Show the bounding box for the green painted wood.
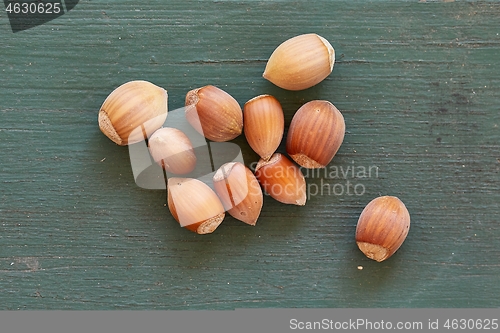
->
[1,0,499,309]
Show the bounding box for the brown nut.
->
[213,162,263,226]
[185,85,243,142]
[263,33,335,91]
[255,153,306,206]
[148,127,196,175]
[243,95,285,161]
[355,196,411,262]
[167,177,225,234]
[286,100,345,169]
[98,80,168,146]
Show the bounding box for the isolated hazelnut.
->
[98,80,168,146]
[167,177,225,234]
[255,153,307,206]
[263,33,335,91]
[213,162,263,226]
[243,95,285,161]
[185,85,243,142]
[286,100,345,168]
[148,127,196,175]
[355,196,411,262]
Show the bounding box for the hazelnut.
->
[148,127,196,175]
[255,153,307,206]
[263,33,335,91]
[98,80,168,146]
[185,85,243,142]
[213,162,263,226]
[355,196,411,262]
[286,100,345,168]
[167,177,225,234]
[243,95,285,161]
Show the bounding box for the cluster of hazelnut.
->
[98,33,410,262]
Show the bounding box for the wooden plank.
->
[1,0,499,309]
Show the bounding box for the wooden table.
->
[1,0,499,309]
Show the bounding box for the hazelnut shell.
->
[167,177,225,234]
[98,80,168,146]
[213,162,263,226]
[355,196,411,262]
[255,153,307,206]
[185,85,243,142]
[148,127,196,175]
[243,95,285,161]
[263,33,335,91]
[286,100,345,168]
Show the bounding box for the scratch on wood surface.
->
[0,128,50,133]
[179,59,267,65]
[13,257,41,272]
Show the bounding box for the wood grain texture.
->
[1,0,499,309]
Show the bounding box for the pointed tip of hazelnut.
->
[246,219,257,226]
[260,154,273,162]
[357,242,389,262]
[255,152,279,171]
[295,194,307,206]
[233,208,258,226]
